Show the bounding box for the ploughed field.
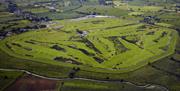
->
[5,74,59,91]
[0,17,178,72]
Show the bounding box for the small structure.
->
[105,0,113,5]
[6,31,13,36]
[0,36,4,40]
[80,31,88,37]
[63,1,71,7]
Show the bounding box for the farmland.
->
[0,70,23,91]
[0,0,180,91]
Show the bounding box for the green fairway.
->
[0,17,177,73]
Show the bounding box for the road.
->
[0,68,169,91]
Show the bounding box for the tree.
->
[99,0,106,5]
[8,3,18,13]
[68,67,81,78]
[106,77,110,80]
[4,76,8,79]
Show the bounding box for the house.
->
[6,31,13,36]
[64,1,71,7]
[14,9,22,16]
[99,0,114,6]
[99,0,106,5]
[0,36,4,40]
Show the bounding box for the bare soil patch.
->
[5,74,58,91]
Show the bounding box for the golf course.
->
[0,0,180,91]
[0,16,178,73]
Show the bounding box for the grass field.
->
[60,79,162,91]
[75,5,130,17]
